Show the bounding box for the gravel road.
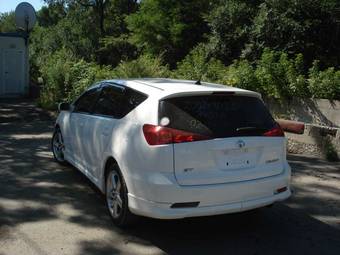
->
[1,99,340,255]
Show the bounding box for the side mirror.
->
[58,102,70,112]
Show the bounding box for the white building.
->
[0,33,29,97]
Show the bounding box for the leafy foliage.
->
[1,0,340,105]
[113,54,169,78]
[126,0,211,67]
[174,44,227,83]
[96,35,137,66]
[245,0,340,67]
[225,60,259,92]
[39,49,114,108]
[308,61,340,99]
[254,49,307,99]
[206,0,257,65]
[224,49,339,100]
[0,12,16,32]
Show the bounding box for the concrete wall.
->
[266,98,340,128]
[286,125,339,160]
[266,98,340,160]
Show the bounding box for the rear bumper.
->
[128,189,290,219]
[127,165,291,219]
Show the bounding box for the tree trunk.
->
[98,0,105,36]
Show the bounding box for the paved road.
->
[1,99,340,255]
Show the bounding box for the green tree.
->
[113,54,169,78]
[0,12,16,32]
[43,0,109,35]
[174,44,227,83]
[246,0,340,67]
[308,61,340,99]
[126,0,211,67]
[39,0,139,66]
[206,0,258,65]
[96,0,139,66]
[38,2,66,27]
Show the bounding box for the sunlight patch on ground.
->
[2,133,52,139]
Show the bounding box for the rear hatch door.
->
[159,93,285,186]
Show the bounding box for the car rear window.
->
[159,95,276,138]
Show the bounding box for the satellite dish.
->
[15,2,36,32]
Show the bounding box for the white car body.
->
[55,78,291,219]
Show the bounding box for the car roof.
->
[100,78,261,99]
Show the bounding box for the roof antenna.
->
[195,79,201,85]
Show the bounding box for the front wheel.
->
[52,128,66,164]
[105,165,136,227]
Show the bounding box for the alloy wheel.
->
[52,130,65,162]
[106,170,123,219]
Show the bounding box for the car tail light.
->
[263,124,285,137]
[143,124,211,145]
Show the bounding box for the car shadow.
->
[1,99,340,255]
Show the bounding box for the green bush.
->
[113,54,170,78]
[39,53,169,109]
[173,44,227,83]
[96,35,137,67]
[324,140,339,162]
[308,61,340,100]
[39,49,114,109]
[64,60,114,102]
[39,49,72,109]
[255,49,308,99]
[38,47,340,110]
[225,59,259,92]
[223,49,309,99]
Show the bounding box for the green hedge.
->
[39,52,170,109]
[39,49,114,109]
[308,61,340,100]
[228,51,339,100]
[39,48,340,109]
[173,44,227,83]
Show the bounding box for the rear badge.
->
[237,140,246,148]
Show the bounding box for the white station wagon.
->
[52,78,291,226]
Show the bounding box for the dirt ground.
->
[0,99,340,255]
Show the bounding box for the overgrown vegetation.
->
[1,0,340,108]
[324,137,339,162]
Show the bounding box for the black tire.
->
[105,163,137,227]
[51,128,67,165]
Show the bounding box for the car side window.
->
[93,85,147,119]
[73,88,100,113]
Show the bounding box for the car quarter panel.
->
[98,97,175,195]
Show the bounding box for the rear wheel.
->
[105,164,136,227]
[52,128,66,164]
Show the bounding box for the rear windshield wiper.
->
[236,126,268,132]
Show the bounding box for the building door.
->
[2,50,24,95]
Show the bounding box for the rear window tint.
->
[73,88,100,113]
[93,85,147,119]
[159,95,276,138]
